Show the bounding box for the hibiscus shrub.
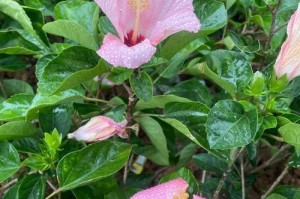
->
[1,0,300,198]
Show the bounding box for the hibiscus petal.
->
[130,178,189,199]
[275,3,300,80]
[98,33,156,68]
[193,195,206,199]
[94,0,135,41]
[140,0,201,45]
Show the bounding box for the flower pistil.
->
[128,0,149,45]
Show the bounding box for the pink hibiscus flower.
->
[67,116,127,142]
[130,178,206,199]
[95,0,201,68]
[275,3,300,80]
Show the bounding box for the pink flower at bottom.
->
[67,116,127,142]
[193,195,206,199]
[95,0,201,68]
[130,178,206,199]
[275,3,300,80]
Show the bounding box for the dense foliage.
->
[1,0,300,198]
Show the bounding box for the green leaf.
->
[0,31,41,55]
[0,121,36,140]
[98,16,117,36]
[206,100,257,149]
[37,46,102,95]
[194,62,236,96]
[137,146,169,166]
[17,174,47,199]
[0,0,35,34]
[0,55,27,72]
[158,117,226,161]
[43,20,98,50]
[0,141,20,183]
[3,174,46,199]
[194,0,228,35]
[129,72,153,102]
[1,79,34,97]
[161,32,202,59]
[271,185,300,199]
[23,0,54,16]
[0,94,34,121]
[35,54,57,81]
[107,67,133,84]
[255,115,277,140]
[0,0,48,52]
[177,143,197,169]
[206,50,253,94]
[24,7,50,47]
[26,89,84,120]
[193,153,227,174]
[160,168,199,195]
[161,38,206,78]
[54,0,99,41]
[135,95,191,111]
[57,141,132,191]
[39,105,73,137]
[279,123,300,149]
[282,76,300,98]
[164,102,210,126]
[265,194,287,199]
[167,78,212,106]
[135,116,169,165]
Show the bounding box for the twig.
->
[201,170,206,184]
[250,145,290,174]
[213,148,243,199]
[123,83,137,126]
[47,180,61,199]
[45,188,62,199]
[264,0,281,50]
[200,170,207,197]
[240,156,245,199]
[261,165,289,199]
[123,154,134,185]
[271,21,288,34]
[260,0,281,69]
[0,178,18,193]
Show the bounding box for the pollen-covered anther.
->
[128,0,149,10]
[173,190,189,199]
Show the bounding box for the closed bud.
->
[249,71,265,95]
[68,116,127,142]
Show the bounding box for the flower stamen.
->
[173,190,189,199]
[128,0,149,44]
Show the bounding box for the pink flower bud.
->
[275,3,300,80]
[67,116,127,142]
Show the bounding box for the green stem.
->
[83,97,115,106]
[264,133,284,142]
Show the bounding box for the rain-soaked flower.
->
[67,116,127,142]
[275,3,300,80]
[95,0,201,68]
[130,178,205,199]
